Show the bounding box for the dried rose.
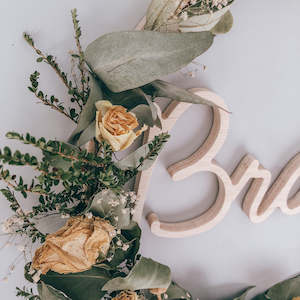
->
[112,291,139,300]
[95,101,146,151]
[32,216,115,274]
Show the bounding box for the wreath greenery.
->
[1,1,300,300]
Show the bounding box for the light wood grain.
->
[134,88,300,238]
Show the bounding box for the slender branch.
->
[0,189,46,242]
[24,33,70,90]
[33,89,76,123]
[71,8,87,95]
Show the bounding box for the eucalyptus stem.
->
[71,8,87,97]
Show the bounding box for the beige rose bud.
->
[112,291,139,300]
[32,216,115,274]
[95,101,146,152]
[292,298,300,300]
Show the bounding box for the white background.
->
[0,0,300,299]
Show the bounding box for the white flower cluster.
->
[212,0,228,9]
[1,215,24,234]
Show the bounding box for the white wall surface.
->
[0,0,300,299]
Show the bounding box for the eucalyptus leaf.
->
[68,75,103,144]
[145,0,181,31]
[106,222,141,268]
[115,137,163,171]
[43,142,79,171]
[102,257,171,292]
[88,189,130,229]
[76,121,96,147]
[131,104,155,127]
[103,86,148,110]
[85,31,214,92]
[265,275,300,300]
[143,80,221,109]
[179,5,231,32]
[211,11,233,35]
[233,286,255,300]
[166,281,192,300]
[41,267,113,300]
[38,282,71,300]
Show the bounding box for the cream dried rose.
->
[112,291,139,300]
[32,216,115,274]
[95,101,146,151]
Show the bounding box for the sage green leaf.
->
[145,0,181,31]
[143,281,192,300]
[106,222,141,268]
[68,75,103,144]
[41,267,112,300]
[103,86,148,110]
[179,5,230,32]
[43,142,79,171]
[211,11,233,35]
[166,281,192,300]
[131,104,155,127]
[88,189,130,229]
[102,257,171,292]
[85,31,214,92]
[115,134,167,171]
[76,121,96,147]
[233,286,255,300]
[38,282,70,300]
[265,275,300,300]
[143,80,220,108]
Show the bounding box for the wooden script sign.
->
[134,88,300,238]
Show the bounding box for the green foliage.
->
[142,80,220,108]
[16,286,40,300]
[68,75,103,145]
[24,19,90,122]
[145,0,180,31]
[233,287,254,300]
[253,275,300,300]
[116,133,170,171]
[87,189,132,229]
[28,71,78,123]
[38,283,70,300]
[41,267,113,300]
[71,8,88,100]
[102,257,171,292]
[84,30,214,92]
[211,11,234,34]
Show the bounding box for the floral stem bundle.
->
[2,2,300,300]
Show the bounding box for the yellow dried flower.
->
[112,291,139,300]
[95,101,146,151]
[32,216,115,274]
[292,297,300,300]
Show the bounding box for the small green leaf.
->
[145,0,180,31]
[68,75,103,144]
[102,257,171,292]
[233,286,255,300]
[115,140,159,171]
[265,276,300,300]
[38,282,70,300]
[143,80,220,108]
[211,11,234,35]
[76,121,96,147]
[88,189,130,229]
[85,31,214,92]
[131,104,155,127]
[41,267,113,300]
